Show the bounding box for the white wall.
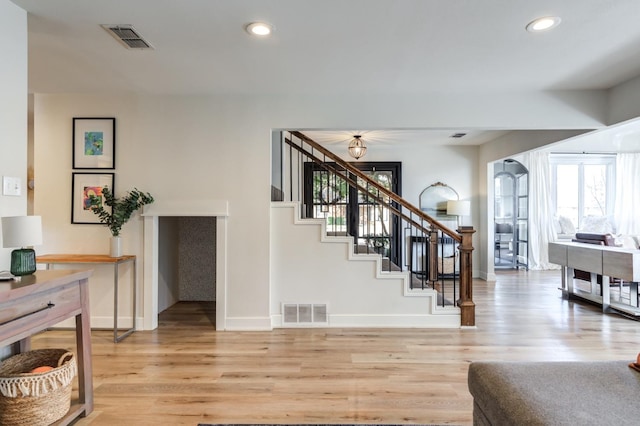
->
[158,217,179,312]
[33,95,140,328]
[0,1,27,270]
[271,203,459,327]
[33,91,611,329]
[609,74,640,125]
[0,0,27,358]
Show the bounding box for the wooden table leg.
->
[76,277,94,414]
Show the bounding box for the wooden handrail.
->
[290,131,461,242]
[285,138,431,235]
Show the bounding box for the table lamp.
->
[1,215,43,276]
[446,200,470,229]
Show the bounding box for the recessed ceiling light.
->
[246,22,274,36]
[526,16,561,32]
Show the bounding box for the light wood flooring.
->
[32,270,640,425]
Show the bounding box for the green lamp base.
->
[10,248,36,276]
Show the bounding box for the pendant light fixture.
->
[347,135,367,160]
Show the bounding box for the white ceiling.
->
[11,0,640,148]
[302,129,512,148]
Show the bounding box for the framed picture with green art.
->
[72,117,116,169]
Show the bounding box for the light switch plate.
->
[2,176,22,196]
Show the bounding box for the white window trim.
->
[549,154,616,228]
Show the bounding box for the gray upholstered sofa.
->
[468,361,640,425]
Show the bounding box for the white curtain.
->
[614,153,640,235]
[526,151,560,270]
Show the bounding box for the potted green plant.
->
[89,187,154,257]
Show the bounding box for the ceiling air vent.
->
[449,132,467,138]
[101,24,154,50]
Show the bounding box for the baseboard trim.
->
[481,271,497,281]
[224,316,273,331]
[273,313,461,328]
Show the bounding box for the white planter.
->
[110,236,122,257]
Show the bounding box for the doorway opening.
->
[157,216,216,327]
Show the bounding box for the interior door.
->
[494,158,529,270]
[494,171,516,268]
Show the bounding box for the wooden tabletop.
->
[36,254,136,264]
[0,269,93,299]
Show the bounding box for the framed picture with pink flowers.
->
[71,172,115,224]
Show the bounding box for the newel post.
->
[457,226,476,327]
[428,230,439,289]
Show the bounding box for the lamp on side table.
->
[1,215,43,276]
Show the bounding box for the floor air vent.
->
[101,24,154,50]
[282,303,328,326]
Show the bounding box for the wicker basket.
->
[0,349,77,426]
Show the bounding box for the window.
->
[550,154,616,229]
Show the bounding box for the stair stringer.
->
[271,202,460,328]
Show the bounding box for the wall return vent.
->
[101,24,154,50]
[282,303,328,327]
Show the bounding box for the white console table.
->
[549,242,640,316]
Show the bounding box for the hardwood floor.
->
[32,270,640,425]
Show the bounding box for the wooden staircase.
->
[271,131,476,327]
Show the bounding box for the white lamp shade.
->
[446,200,470,217]
[1,216,43,248]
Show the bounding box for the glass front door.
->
[304,162,402,266]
